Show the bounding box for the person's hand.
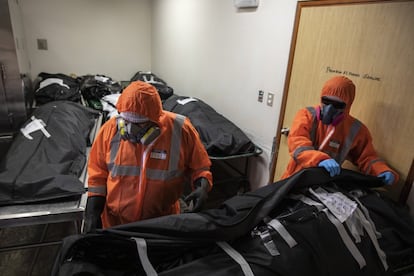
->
[318,159,341,177]
[83,216,98,234]
[82,196,105,234]
[184,178,209,212]
[377,171,395,186]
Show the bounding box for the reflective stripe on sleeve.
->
[364,158,385,175]
[216,241,255,276]
[293,146,315,162]
[87,186,107,195]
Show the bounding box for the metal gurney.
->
[0,104,102,253]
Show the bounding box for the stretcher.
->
[0,109,102,252]
[210,144,263,192]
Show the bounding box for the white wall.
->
[19,0,152,81]
[151,0,298,190]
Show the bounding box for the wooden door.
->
[270,0,414,201]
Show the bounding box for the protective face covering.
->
[320,104,343,125]
[118,118,160,145]
[320,76,354,116]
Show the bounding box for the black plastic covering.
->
[52,169,414,276]
[80,75,121,99]
[34,73,82,105]
[163,95,256,156]
[130,71,174,101]
[0,101,99,205]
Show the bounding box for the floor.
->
[0,222,79,276]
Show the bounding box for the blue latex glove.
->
[318,159,341,177]
[377,171,395,185]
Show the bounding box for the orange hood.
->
[320,76,355,114]
[116,81,163,123]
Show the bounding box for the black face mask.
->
[321,104,343,125]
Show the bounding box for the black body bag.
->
[0,101,99,205]
[52,169,414,276]
[163,95,256,156]
[130,71,174,101]
[34,72,82,105]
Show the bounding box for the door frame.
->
[269,0,414,202]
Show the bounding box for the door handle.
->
[281,127,290,136]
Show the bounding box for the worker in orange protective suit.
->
[83,81,213,232]
[281,75,399,185]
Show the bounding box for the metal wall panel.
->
[0,0,27,133]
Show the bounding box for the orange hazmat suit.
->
[281,76,399,184]
[87,81,212,228]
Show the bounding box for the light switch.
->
[267,93,274,107]
[258,90,264,102]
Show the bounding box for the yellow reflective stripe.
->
[336,119,362,164]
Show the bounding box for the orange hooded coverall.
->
[87,81,213,228]
[281,76,399,183]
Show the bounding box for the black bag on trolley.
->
[51,169,414,276]
[34,72,82,105]
[0,101,99,205]
[79,74,122,110]
[130,71,174,101]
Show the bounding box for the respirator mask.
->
[117,117,160,145]
[320,97,346,125]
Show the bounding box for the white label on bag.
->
[177,98,198,105]
[310,187,357,223]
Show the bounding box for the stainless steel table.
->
[0,113,102,252]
